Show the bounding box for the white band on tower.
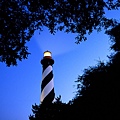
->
[41,78,54,102]
[42,65,52,80]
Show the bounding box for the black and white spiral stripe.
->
[41,65,55,103]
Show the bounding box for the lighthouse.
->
[40,51,55,104]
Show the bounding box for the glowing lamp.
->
[44,51,52,59]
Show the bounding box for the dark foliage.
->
[0,0,120,66]
[0,0,34,66]
[73,23,120,118]
[74,52,120,119]
[106,24,120,51]
[29,96,71,120]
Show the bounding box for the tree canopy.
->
[0,0,120,66]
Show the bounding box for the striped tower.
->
[40,51,55,104]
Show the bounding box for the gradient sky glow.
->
[0,9,119,120]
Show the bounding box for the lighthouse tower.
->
[40,51,55,104]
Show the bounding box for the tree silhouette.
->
[29,96,71,120]
[74,55,120,119]
[1,0,120,66]
[73,26,120,118]
[106,23,120,51]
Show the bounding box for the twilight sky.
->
[0,9,119,120]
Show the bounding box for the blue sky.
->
[0,9,119,120]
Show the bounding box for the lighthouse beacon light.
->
[44,51,52,58]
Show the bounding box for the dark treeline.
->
[1,0,120,66]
